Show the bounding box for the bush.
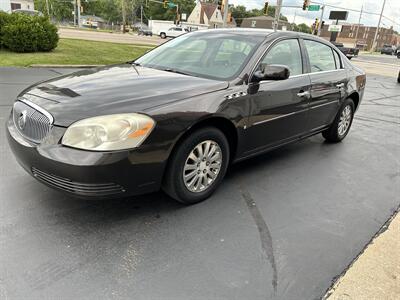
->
[2,14,59,52]
[0,11,12,47]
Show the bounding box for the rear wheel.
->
[162,127,229,204]
[160,32,166,39]
[322,99,355,143]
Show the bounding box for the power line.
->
[310,1,399,26]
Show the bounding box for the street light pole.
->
[274,0,283,31]
[354,5,363,48]
[371,0,386,52]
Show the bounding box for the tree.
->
[143,0,196,23]
[291,22,311,33]
[231,5,287,26]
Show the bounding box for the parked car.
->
[381,44,394,55]
[7,29,366,204]
[138,27,153,36]
[331,42,359,60]
[159,26,188,39]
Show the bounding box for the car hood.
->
[20,64,229,126]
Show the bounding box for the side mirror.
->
[252,64,290,83]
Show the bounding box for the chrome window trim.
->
[250,37,347,84]
[289,68,345,79]
[18,97,54,125]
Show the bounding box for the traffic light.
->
[163,0,168,8]
[217,0,223,11]
[302,0,309,11]
[263,2,268,15]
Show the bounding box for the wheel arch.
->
[169,116,239,164]
[347,92,360,111]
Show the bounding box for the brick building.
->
[319,23,399,50]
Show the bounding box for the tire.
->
[160,32,166,39]
[322,99,355,143]
[162,127,230,204]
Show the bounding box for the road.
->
[0,59,399,299]
[352,53,399,78]
[58,28,164,46]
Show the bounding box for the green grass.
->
[0,39,154,67]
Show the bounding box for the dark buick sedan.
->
[7,29,366,204]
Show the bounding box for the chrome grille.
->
[13,100,53,143]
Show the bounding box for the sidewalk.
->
[58,28,163,46]
[326,209,400,299]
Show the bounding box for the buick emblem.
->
[18,110,27,130]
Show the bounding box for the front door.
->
[244,38,311,154]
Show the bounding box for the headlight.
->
[62,113,155,151]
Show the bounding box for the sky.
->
[229,0,400,32]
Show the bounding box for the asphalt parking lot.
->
[0,61,399,299]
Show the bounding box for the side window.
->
[304,40,336,72]
[332,50,341,69]
[260,39,303,76]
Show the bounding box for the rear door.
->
[244,38,311,153]
[302,39,348,131]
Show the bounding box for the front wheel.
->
[162,127,230,204]
[322,99,355,143]
[160,32,166,39]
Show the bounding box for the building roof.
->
[199,2,218,24]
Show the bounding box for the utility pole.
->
[317,5,324,36]
[371,0,386,52]
[273,0,282,31]
[73,0,76,26]
[354,5,363,48]
[140,4,143,26]
[223,0,229,28]
[122,0,126,33]
[292,10,296,24]
[77,0,81,27]
[45,0,50,20]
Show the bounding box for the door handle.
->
[336,83,345,88]
[297,91,310,98]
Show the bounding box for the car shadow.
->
[36,135,337,225]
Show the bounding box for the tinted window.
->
[261,39,303,76]
[333,50,341,69]
[304,40,336,72]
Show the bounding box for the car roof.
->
[193,28,332,43]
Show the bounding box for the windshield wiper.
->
[162,68,193,76]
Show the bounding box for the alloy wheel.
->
[338,105,352,136]
[183,140,222,193]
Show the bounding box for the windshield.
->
[135,32,265,80]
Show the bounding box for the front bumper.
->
[6,117,166,199]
